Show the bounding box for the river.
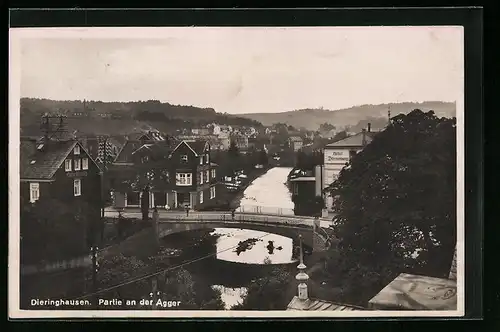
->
[238,167,295,216]
[162,167,300,309]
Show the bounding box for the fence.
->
[21,255,92,276]
[236,205,295,216]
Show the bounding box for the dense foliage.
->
[93,253,224,310]
[324,109,456,304]
[295,150,324,171]
[20,198,95,263]
[20,98,262,135]
[232,266,294,310]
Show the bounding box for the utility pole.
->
[99,135,109,242]
[90,244,99,308]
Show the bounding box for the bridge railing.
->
[236,205,295,216]
[160,213,314,228]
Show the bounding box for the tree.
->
[319,123,336,132]
[232,266,294,310]
[95,253,151,305]
[158,268,225,310]
[92,254,224,310]
[325,109,456,303]
[331,131,348,142]
[258,149,269,166]
[228,140,240,158]
[20,198,91,264]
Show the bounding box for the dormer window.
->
[74,145,80,155]
[181,155,188,162]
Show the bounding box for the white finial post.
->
[296,235,309,301]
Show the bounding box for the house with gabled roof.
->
[110,139,219,211]
[20,136,102,212]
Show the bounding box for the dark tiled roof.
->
[185,140,209,155]
[114,140,143,163]
[115,140,178,163]
[20,139,78,180]
[325,131,377,148]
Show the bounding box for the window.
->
[74,158,81,171]
[176,173,192,186]
[205,170,210,183]
[211,169,216,179]
[74,145,80,155]
[82,158,89,170]
[29,182,40,203]
[65,159,72,172]
[200,171,204,184]
[199,191,204,204]
[210,186,216,199]
[74,179,81,196]
[141,156,149,164]
[200,156,203,165]
[206,153,210,164]
[181,155,188,162]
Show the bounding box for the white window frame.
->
[206,153,210,164]
[176,173,192,186]
[82,158,89,170]
[181,154,188,162]
[65,159,72,172]
[74,145,80,155]
[200,156,203,165]
[205,170,210,183]
[74,158,81,171]
[211,169,216,179]
[210,186,216,199]
[74,179,81,197]
[199,191,204,204]
[200,171,204,184]
[29,182,40,203]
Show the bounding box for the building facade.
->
[111,139,219,211]
[288,136,304,151]
[321,127,377,210]
[20,137,102,213]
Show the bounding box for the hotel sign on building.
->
[321,128,377,211]
[324,149,350,163]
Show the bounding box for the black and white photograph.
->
[9,24,464,318]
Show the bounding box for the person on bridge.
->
[231,209,235,221]
[185,204,190,217]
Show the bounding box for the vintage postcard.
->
[9,25,464,318]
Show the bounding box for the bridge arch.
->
[158,219,328,252]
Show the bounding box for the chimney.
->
[367,123,371,132]
[295,235,309,301]
[362,128,367,146]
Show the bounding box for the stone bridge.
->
[156,213,332,252]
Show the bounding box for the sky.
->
[16,27,463,114]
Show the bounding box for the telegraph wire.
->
[75,231,272,300]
